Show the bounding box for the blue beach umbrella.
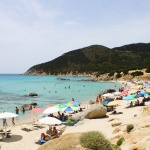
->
[138,91,148,95]
[62,106,79,112]
[103,98,114,102]
[134,94,144,98]
[73,101,80,107]
[102,98,114,106]
[123,96,134,100]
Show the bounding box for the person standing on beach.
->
[12,117,15,125]
[22,107,25,113]
[96,96,99,104]
[3,118,7,126]
[15,107,19,114]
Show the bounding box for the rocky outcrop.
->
[102,88,116,94]
[21,104,32,110]
[30,102,37,106]
[84,104,107,119]
[29,93,38,96]
[71,104,107,121]
[57,78,70,81]
[89,100,95,105]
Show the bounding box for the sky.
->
[0,0,150,73]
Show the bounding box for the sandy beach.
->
[0,80,150,150]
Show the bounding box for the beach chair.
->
[21,124,35,132]
[57,126,66,137]
[32,122,45,129]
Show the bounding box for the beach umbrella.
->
[134,94,144,98]
[103,98,114,102]
[102,101,109,106]
[114,92,121,95]
[0,112,18,119]
[30,108,43,113]
[61,106,79,112]
[39,117,62,125]
[123,96,134,100]
[138,91,148,95]
[106,100,121,106]
[53,104,65,110]
[102,93,114,97]
[145,83,150,87]
[128,89,137,94]
[102,98,114,106]
[43,107,59,115]
[73,101,80,107]
[64,102,74,107]
[46,104,53,108]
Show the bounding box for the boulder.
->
[29,93,38,96]
[70,104,107,121]
[84,104,107,119]
[70,112,85,121]
[102,88,116,94]
[30,102,37,106]
[89,100,95,105]
[21,104,31,110]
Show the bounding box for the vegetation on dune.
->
[127,124,134,133]
[79,131,113,150]
[116,138,125,146]
[25,43,150,77]
[131,71,143,77]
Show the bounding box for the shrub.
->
[146,68,150,73]
[108,72,114,76]
[122,70,128,75]
[112,144,121,150]
[79,131,113,150]
[116,138,125,146]
[131,71,143,77]
[127,124,134,132]
[116,73,122,78]
[66,119,72,125]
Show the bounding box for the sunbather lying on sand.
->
[41,133,51,141]
[109,110,123,115]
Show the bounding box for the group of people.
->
[129,98,145,107]
[40,126,58,142]
[48,112,68,122]
[2,117,15,127]
[96,94,103,104]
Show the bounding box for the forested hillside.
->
[24,43,150,76]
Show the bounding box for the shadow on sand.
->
[2,135,23,143]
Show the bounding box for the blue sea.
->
[0,74,121,126]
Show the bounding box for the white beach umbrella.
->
[102,93,114,98]
[128,89,137,94]
[39,117,62,125]
[114,92,121,95]
[43,107,59,115]
[0,112,18,119]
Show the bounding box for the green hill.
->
[24,43,150,76]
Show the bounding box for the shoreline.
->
[0,80,150,150]
[1,80,122,128]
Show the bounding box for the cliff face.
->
[24,43,150,78]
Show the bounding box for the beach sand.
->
[0,81,150,150]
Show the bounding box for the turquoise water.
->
[0,74,121,126]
